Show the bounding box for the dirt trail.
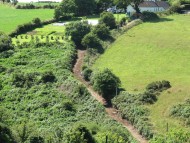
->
[73,50,148,143]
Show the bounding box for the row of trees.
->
[55,0,144,19]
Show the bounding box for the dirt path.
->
[73,50,148,143]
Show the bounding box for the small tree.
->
[65,21,91,46]
[64,124,95,143]
[82,32,101,49]
[99,12,116,29]
[32,18,41,26]
[92,23,110,40]
[91,69,121,99]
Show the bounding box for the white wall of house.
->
[127,5,166,13]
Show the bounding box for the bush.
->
[139,91,157,104]
[0,123,16,143]
[41,71,56,83]
[65,21,91,46]
[119,17,127,26]
[32,18,41,26]
[92,24,110,40]
[82,32,101,49]
[30,136,44,143]
[99,12,116,29]
[142,11,159,22]
[0,32,13,52]
[146,80,171,92]
[64,123,95,143]
[82,68,93,81]
[91,69,120,99]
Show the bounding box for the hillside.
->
[93,15,190,135]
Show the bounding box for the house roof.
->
[155,1,170,9]
[139,1,158,7]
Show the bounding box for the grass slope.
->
[0,4,54,34]
[93,15,190,134]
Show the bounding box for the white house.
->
[127,0,170,14]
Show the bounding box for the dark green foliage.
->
[32,18,41,26]
[0,123,16,143]
[170,99,190,125]
[12,72,37,88]
[82,32,101,49]
[139,91,157,104]
[15,4,55,9]
[146,80,171,92]
[41,71,56,83]
[29,136,44,143]
[91,69,120,98]
[64,123,95,143]
[74,0,96,16]
[0,32,13,52]
[65,21,91,46]
[82,67,93,81]
[99,12,116,29]
[92,24,110,40]
[0,65,6,73]
[119,17,127,26]
[142,11,159,22]
[95,0,113,13]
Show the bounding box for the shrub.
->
[91,69,120,99]
[119,17,127,26]
[139,91,157,104]
[142,11,159,22]
[65,21,91,46]
[92,24,110,40]
[81,32,101,49]
[32,18,41,26]
[82,68,93,81]
[64,123,95,143]
[146,80,171,92]
[0,32,13,52]
[30,136,44,143]
[99,12,116,29]
[41,71,56,83]
[0,123,16,143]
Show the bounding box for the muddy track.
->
[73,50,148,143]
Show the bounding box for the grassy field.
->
[0,3,54,34]
[93,14,190,134]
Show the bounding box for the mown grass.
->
[0,3,54,34]
[93,14,190,134]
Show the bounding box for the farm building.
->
[127,0,170,13]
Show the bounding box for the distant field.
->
[93,15,190,134]
[0,4,54,34]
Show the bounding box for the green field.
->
[93,15,190,134]
[0,4,54,34]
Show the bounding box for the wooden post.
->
[166,122,169,132]
[106,135,108,143]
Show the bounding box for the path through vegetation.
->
[73,50,148,143]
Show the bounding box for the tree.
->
[82,32,101,49]
[75,0,96,16]
[0,32,13,52]
[99,12,116,29]
[92,23,110,40]
[95,0,113,13]
[91,69,121,99]
[54,0,96,18]
[64,124,95,143]
[65,21,91,46]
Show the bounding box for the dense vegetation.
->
[0,29,136,142]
